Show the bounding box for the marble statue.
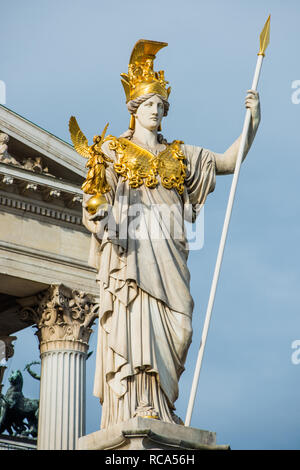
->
[0,133,9,158]
[0,133,20,166]
[71,40,260,429]
[0,370,39,438]
[0,132,49,173]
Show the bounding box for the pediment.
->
[0,104,86,184]
[0,105,88,218]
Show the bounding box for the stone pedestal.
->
[78,417,230,451]
[19,284,98,450]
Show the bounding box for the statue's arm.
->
[214,90,261,175]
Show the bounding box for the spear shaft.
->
[185,16,270,427]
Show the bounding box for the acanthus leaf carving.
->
[18,285,99,351]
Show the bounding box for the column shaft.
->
[38,345,86,450]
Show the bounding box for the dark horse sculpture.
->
[0,370,39,438]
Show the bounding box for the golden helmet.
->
[120,39,171,103]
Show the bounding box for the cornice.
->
[0,162,82,195]
[0,162,86,227]
[0,105,86,177]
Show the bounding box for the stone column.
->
[0,336,16,394]
[19,284,98,450]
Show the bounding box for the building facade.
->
[0,104,99,450]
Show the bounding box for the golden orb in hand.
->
[86,193,107,215]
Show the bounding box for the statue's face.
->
[135,95,164,131]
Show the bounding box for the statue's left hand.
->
[89,203,110,221]
[245,90,261,128]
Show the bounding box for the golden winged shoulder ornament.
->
[69,116,113,214]
[110,137,187,195]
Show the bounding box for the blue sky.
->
[1,0,300,450]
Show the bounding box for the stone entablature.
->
[0,107,87,230]
[0,104,100,337]
[0,161,83,226]
[0,195,82,227]
[0,161,82,197]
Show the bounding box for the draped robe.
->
[82,140,216,428]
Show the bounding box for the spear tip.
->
[258,14,271,56]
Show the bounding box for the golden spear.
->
[185,15,271,427]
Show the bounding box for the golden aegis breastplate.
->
[108,137,187,195]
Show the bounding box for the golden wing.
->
[116,138,158,188]
[119,138,154,171]
[69,116,90,159]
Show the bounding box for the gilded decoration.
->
[68,117,112,214]
[120,39,171,102]
[69,118,188,214]
[69,39,178,215]
[109,137,187,195]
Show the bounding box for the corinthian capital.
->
[18,284,99,353]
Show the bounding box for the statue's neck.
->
[132,123,158,149]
